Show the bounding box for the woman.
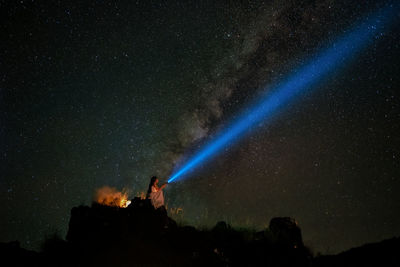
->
[146,176,167,209]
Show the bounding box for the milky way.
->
[1,0,399,253]
[168,5,397,183]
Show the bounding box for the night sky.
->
[1,0,399,254]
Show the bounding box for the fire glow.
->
[94,186,131,208]
[168,4,398,183]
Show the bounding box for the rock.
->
[269,217,304,248]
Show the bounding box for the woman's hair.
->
[146,176,158,197]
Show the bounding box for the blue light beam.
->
[168,5,398,183]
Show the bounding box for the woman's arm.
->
[159,183,167,190]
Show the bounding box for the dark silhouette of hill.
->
[313,237,400,267]
[0,198,399,266]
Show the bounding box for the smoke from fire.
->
[94,186,131,208]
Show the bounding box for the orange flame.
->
[94,186,131,208]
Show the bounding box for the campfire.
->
[94,186,131,208]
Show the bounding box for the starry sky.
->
[1,0,399,254]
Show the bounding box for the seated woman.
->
[146,176,167,209]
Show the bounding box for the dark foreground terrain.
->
[1,199,399,266]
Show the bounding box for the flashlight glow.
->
[168,5,398,183]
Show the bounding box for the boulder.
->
[269,217,304,248]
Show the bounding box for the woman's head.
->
[150,176,158,186]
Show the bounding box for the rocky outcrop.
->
[63,200,311,266]
[269,217,304,248]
